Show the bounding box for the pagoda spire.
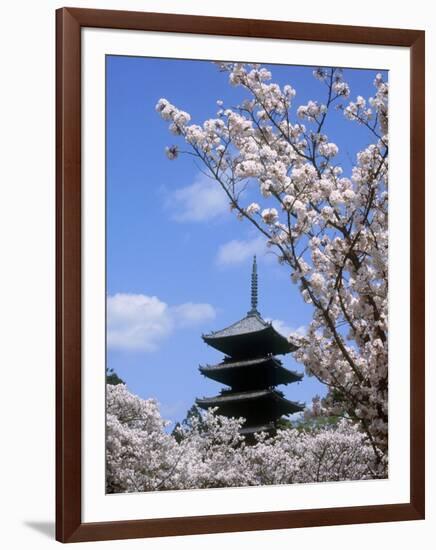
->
[249,255,258,315]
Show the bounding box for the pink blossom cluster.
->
[156,64,389,461]
[106,385,383,493]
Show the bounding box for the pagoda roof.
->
[205,312,272,339]
[196,389,304,415]
[199,356,303,386]
[202,312,297,357]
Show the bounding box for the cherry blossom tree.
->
[156,64,389,463]
[106,384,381,493]
[106,382,179,492]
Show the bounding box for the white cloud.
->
[215,236,267,266]
[167,174,229,222]
[172,302,216,327]
[107,293,216,352]
[107,294,171,352]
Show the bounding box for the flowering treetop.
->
[107,384,384,493]
[156,63,389,461]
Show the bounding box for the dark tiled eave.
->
[202,312,298,355]
[196,389,305,413]
[202,356,281,370]
[203,322,297,359]
[199,356,303,384]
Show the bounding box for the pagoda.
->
[196,256,304,437]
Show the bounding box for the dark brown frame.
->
[56,6,425,543]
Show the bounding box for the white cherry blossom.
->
[107,385,383,493]
[157,64,389,462]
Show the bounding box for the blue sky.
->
[106,56,387,427]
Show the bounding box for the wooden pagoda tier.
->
[202,312,297,359]
[196,389,304,433]
[199,356,303,391]
[196,256,304,436]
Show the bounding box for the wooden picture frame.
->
[56,7,425,543]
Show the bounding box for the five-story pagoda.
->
[196,256,304,436]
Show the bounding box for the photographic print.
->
[105,56,389,494]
